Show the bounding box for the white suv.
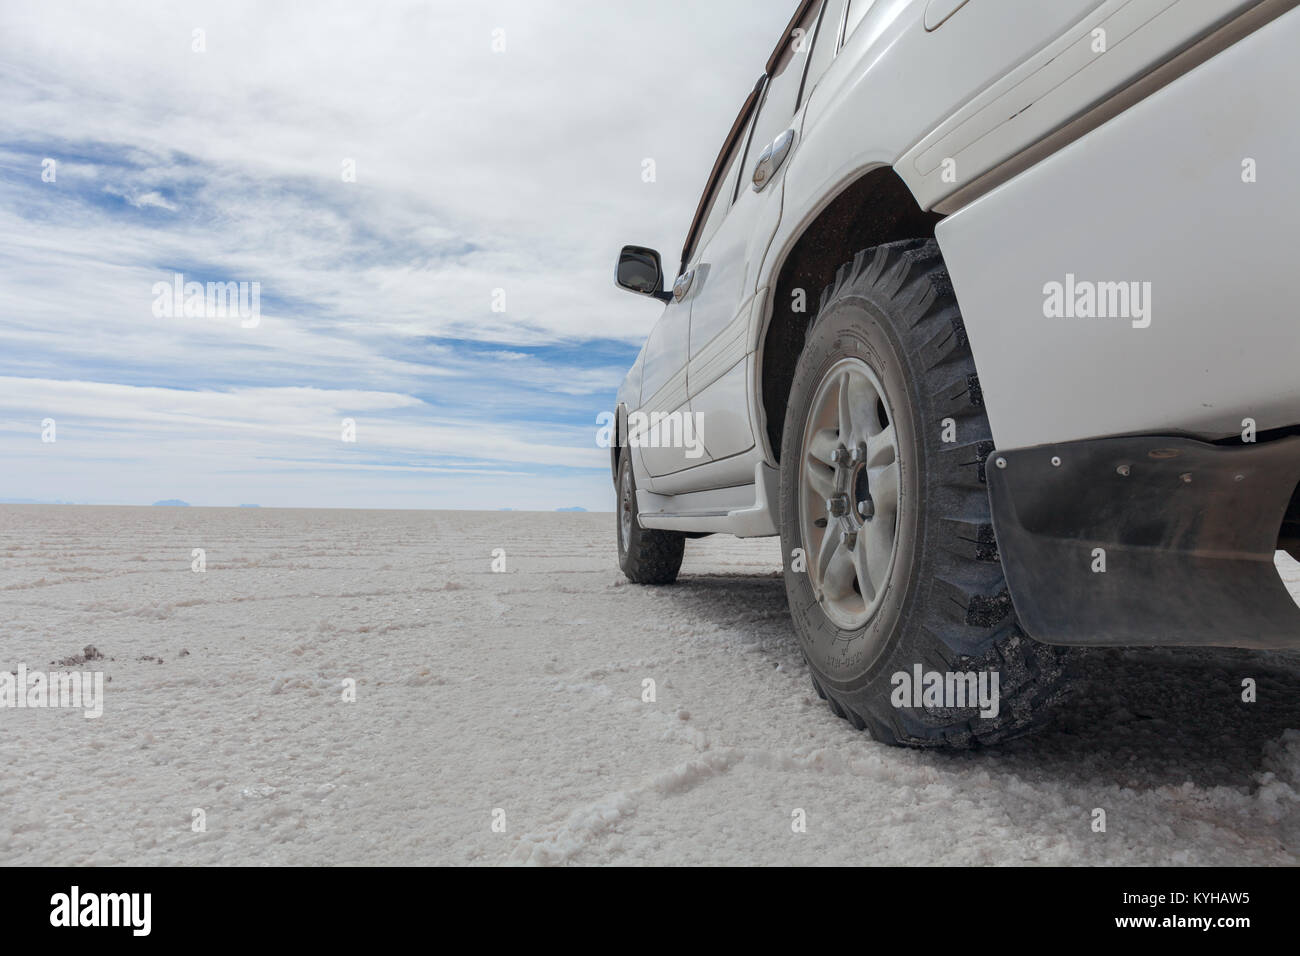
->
[611,0,1300,746]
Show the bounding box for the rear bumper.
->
[989,434,1300,648]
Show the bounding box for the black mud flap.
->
[987,435,1300,648]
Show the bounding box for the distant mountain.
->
[238,503,260,508]
[556,506,587,512]
[152,499,191,507]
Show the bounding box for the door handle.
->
[673,270,695,302]
[751,128,795,192]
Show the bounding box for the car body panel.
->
[937,2,1300,450]
[617,0,1297,535]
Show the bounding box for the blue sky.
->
[0,0,794,510]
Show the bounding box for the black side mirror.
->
[616,245,672,302]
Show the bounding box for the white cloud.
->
[0,0,796,507]
[103,185,179,210]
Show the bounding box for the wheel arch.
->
[756,165,943,463]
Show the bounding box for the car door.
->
[634,75,763,480]
[633,291,693,478]
[685,0,831,467]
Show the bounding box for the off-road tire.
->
[779,238,1072,747]
[617,448,685,585]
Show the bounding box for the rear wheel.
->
[617,448,685,585]
[779,239,1072,747]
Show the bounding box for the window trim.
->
[764,0,825,74]
[678,75,763,276]
[841,0,875,49]
[729,83,764,208]
[741,0,826,194]
[678,0,825,275]
[795,0,829,111]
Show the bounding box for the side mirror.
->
[616,245,672,302]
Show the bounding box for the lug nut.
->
[830,446,848,465]
[858,497,874,520]
[850,443,867,465]
[840,529,857,549]
[826,494,849,518]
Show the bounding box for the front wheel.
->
[616,448,685,585]
[779,239,1071,748]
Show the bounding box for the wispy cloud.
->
[0,0,793,508]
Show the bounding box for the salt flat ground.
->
[1,504,1298,866]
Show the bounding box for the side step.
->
[988,435,1300,648]
[636,463,779,538]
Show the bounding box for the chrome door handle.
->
[752,128,795,192]
[673,270,695,302]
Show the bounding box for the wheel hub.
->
[619,463,634,546]
[798,357,902,630]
